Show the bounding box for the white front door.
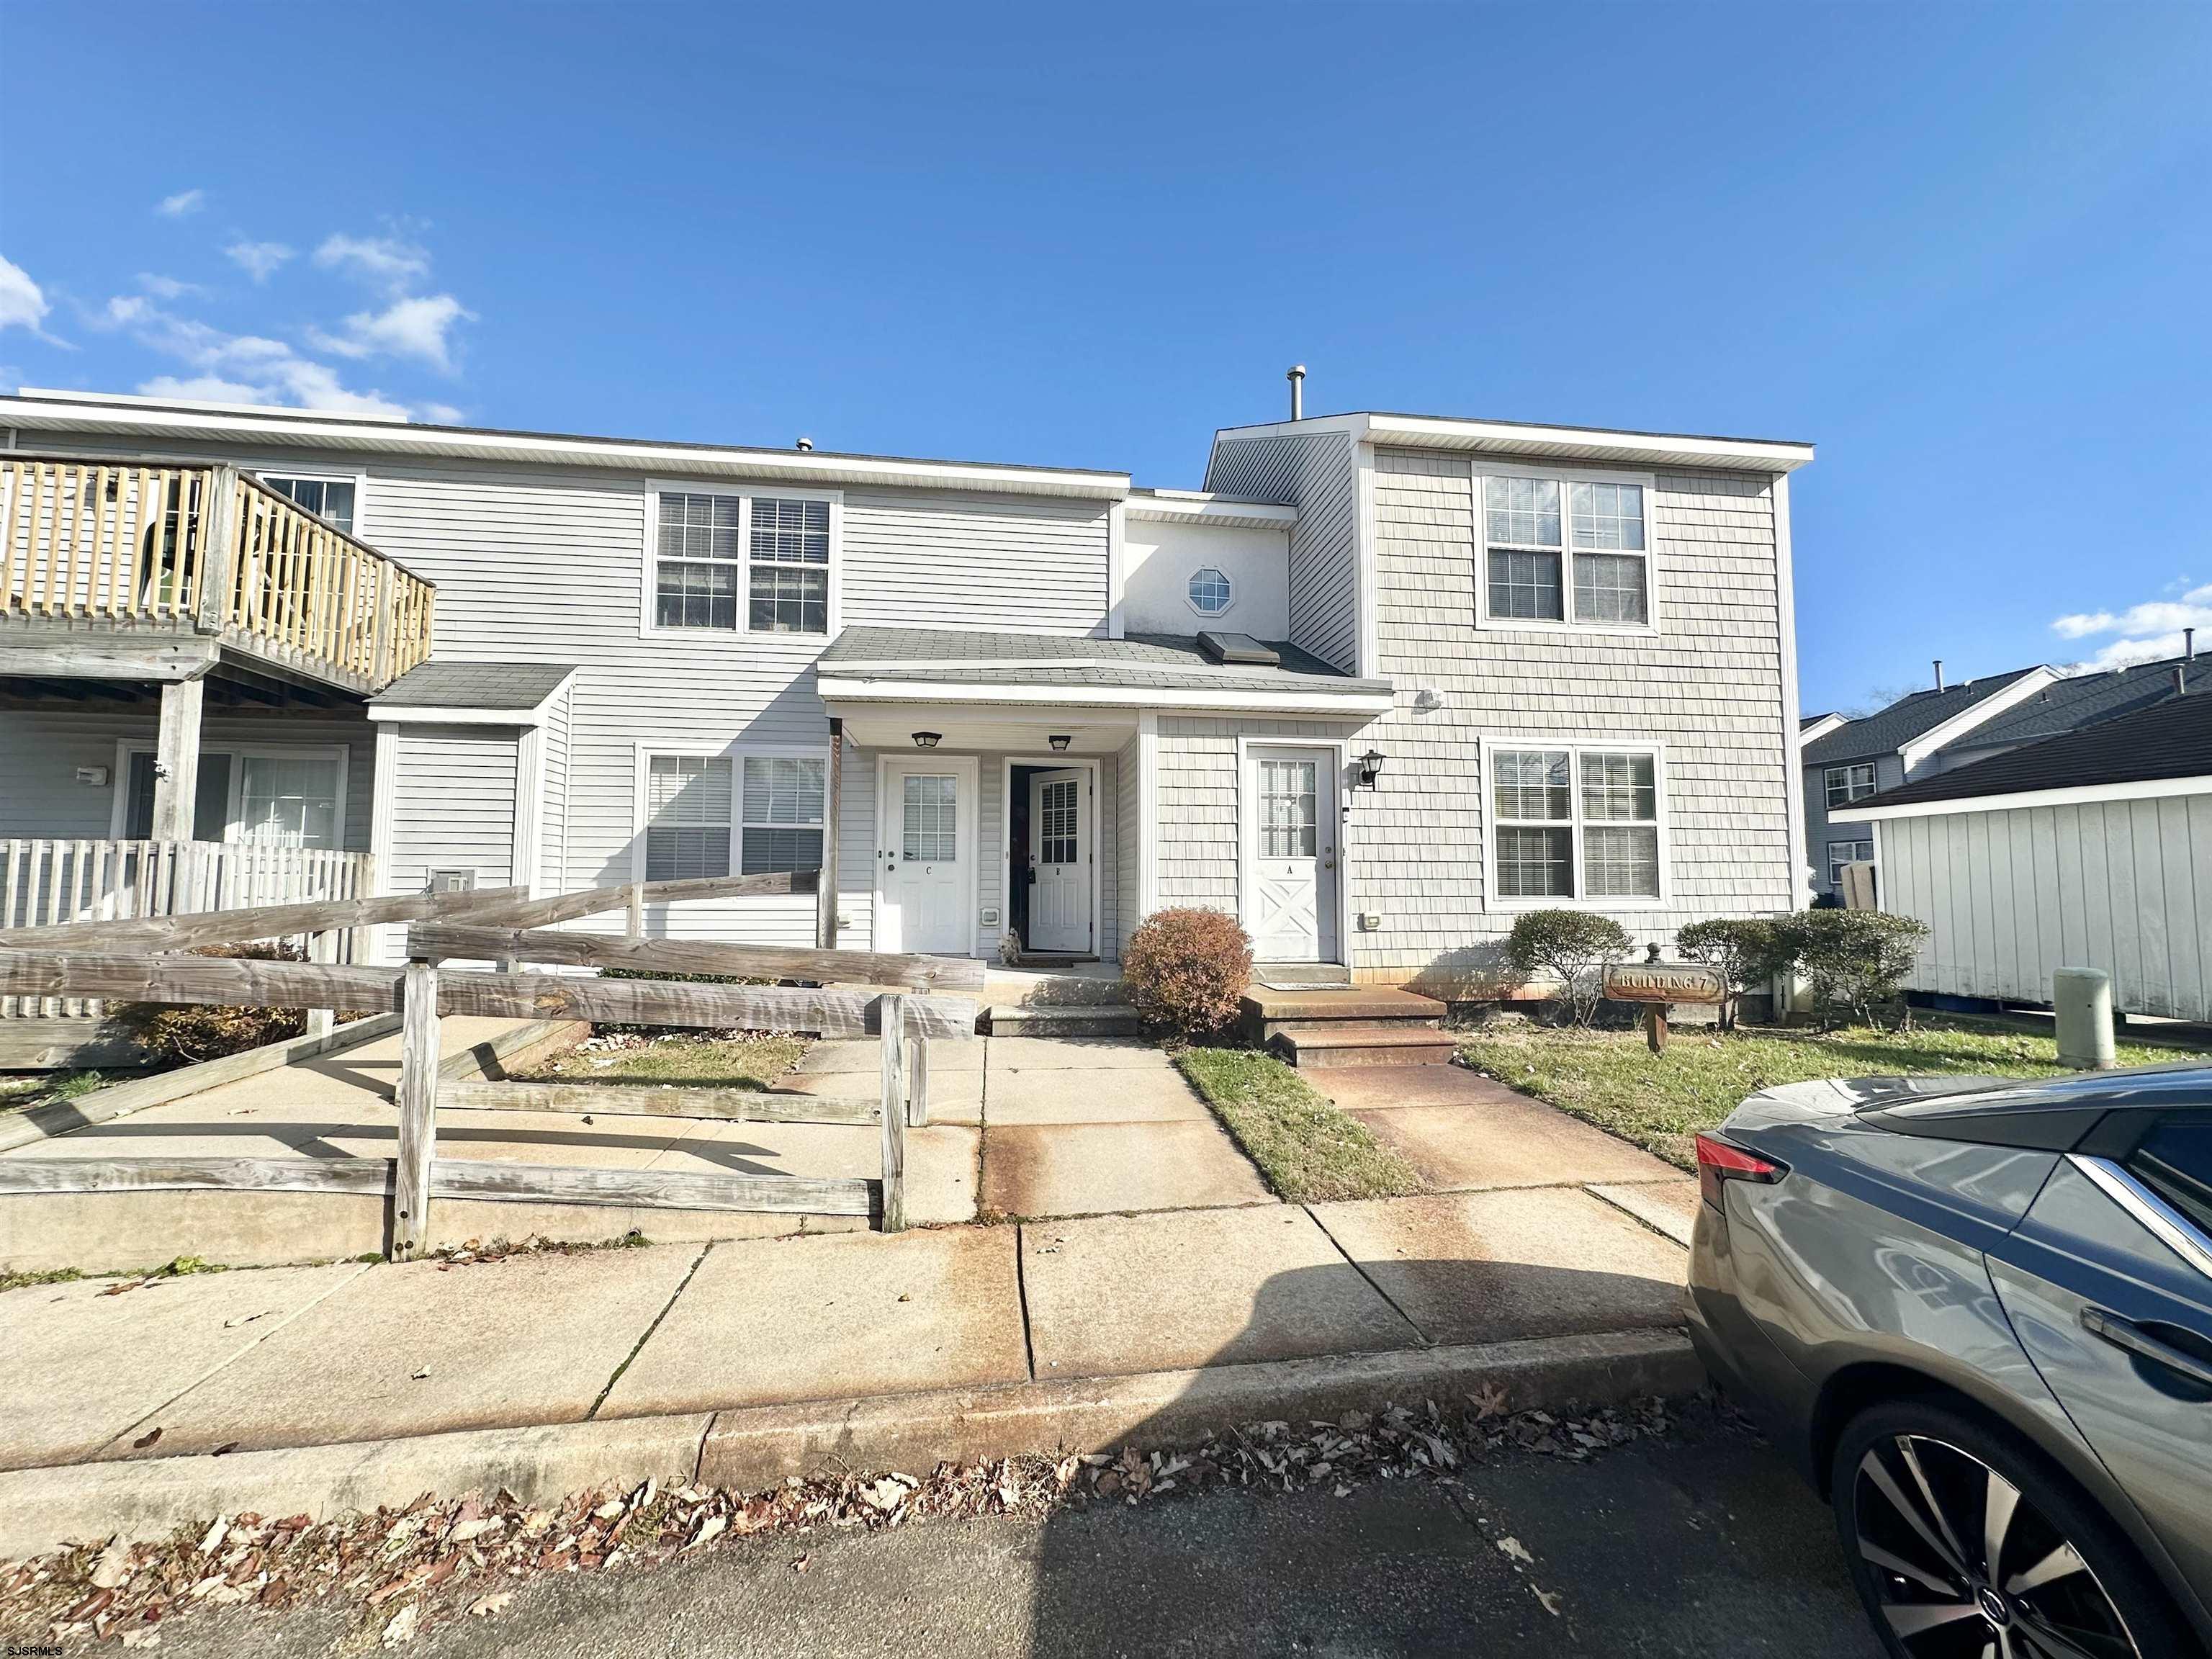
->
[1246,745,1340,963]
[1026,768,1089,953]
[878,757,972,956]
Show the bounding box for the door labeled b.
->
[1246,745,1340,963]
[1026,768,1089,953]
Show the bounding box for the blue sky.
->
[3,2,2207,714]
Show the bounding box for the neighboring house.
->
[1800,665,2056,897]
[1858,693,2212,1022]
[0,387,1814,992]
[1806,652,2212,899]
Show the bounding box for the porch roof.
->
[367,659,578,724]
[814,626,1392,709]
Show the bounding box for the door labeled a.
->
[1247,746,1339,963]
[879,760,969,956]
[1026,768,1089,953]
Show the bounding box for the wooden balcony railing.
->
[0,455,434,688]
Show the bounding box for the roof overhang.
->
[818,673,1393,716]
[1895,667,2059,769]
[368,666,577,728]
[1860,774,2212,821]
[1213,412,1815,475]
[1798,712,1850,745]
[1125,490,1299,530]
[3,391,1131,500]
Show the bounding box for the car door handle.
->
[2082,1307,2212,1387]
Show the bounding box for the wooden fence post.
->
[305,929,335,1038]
[906,1034,929,1127]
[392,958,440,1259]
[626,881,644,941]
[878,994,907,1233]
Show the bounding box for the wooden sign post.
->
[1601,961,1727,1055]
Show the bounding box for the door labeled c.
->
[879,759,970,955]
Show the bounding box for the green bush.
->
[1503,909,1633,1026]
[1123,908,1254,1041]
[1783,908,1928,1028]
[117,940,310,1066]
[1675,917,1793,1029]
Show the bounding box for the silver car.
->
[1688,1063,2212,1658]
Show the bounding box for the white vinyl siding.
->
[1205,432,1359,672]
[0,706,374,849]
[1879,793,2212,1022]
[838,489,1110,637]
[385,725,519,896]
[1358,449,1790,989]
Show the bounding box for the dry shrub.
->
[1123,907,1254,1040]
[118,940,310,1066]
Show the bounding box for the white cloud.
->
[102,292,413,420]
[313,233,431,288]
[224,240,295,282]
[0,253,52,333]
[311,293,471,372]
[136,273,204,301]
[2050,581,2212,668]
[156,189,206,217]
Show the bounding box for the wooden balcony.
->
[0,454,433,693]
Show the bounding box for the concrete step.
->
[982,969,1130,1010]
[1278,1024,1459,1069]
[984,1004,1146,1038]
[1241,986,1445,1047]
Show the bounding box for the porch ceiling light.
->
[1048,734,1071,752]
[1355,749,1385,789]
[912,732,942,750]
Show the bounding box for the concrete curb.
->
[0,1329,1700,1560]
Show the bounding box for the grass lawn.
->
[0,1071,110,1119]
[1457,1017,2212,1171]
[524,1032,808,1089]
[1177,1047,1423,1202]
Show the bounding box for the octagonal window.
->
[1187,567,1233,616]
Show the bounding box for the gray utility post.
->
[2053,967,2116,1070]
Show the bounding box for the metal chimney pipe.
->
[796,436,814,451]
[2188,626,2196,662]
[2177,667,2188,696]
[1933,659,1945,692]
[1287,364,1306,421]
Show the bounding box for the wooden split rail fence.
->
[0,872,985,1252]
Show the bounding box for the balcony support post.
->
[190,464,240,635]
[818,716,842,949]
[150,674,206,842]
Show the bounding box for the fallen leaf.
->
[1532,1585,1563,1617]
[382,1601,420,1645]
[685,1515,726,1551]
[410,1367,431,1381]
[89,1535,131,1589]
[132,1427,163,1449]
[792,1552,810,1573]
[1496,1536,1534,1566]
[469,1591,514,1617]
[198,1519,229,1557]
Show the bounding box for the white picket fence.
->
[0,840,376,1017]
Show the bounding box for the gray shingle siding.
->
[1155,715,1367,917]
[1117,728,1142,956]
[1206,433,1360,673]
[1353,449,1792,989]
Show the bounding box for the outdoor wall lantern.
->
[1354,749,1386,789]
[912,732,942,750]
[1048,734,1072,752]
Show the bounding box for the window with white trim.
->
[1827,839,1874,889]
[740,755,825,873]
[1187,567,1233,616]
[644,755,733,879]
[262,476,356,536]
[655,493,742,630]
[1824,763,1877,810]
[1491,745,1662,902]
[747,497,830,634]
[1481,474,1651,628]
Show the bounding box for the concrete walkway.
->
[0,1047,1706,1555]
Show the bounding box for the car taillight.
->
[1696,1132,1787,1210]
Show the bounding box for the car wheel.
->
[1830,1397,2193,1659]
